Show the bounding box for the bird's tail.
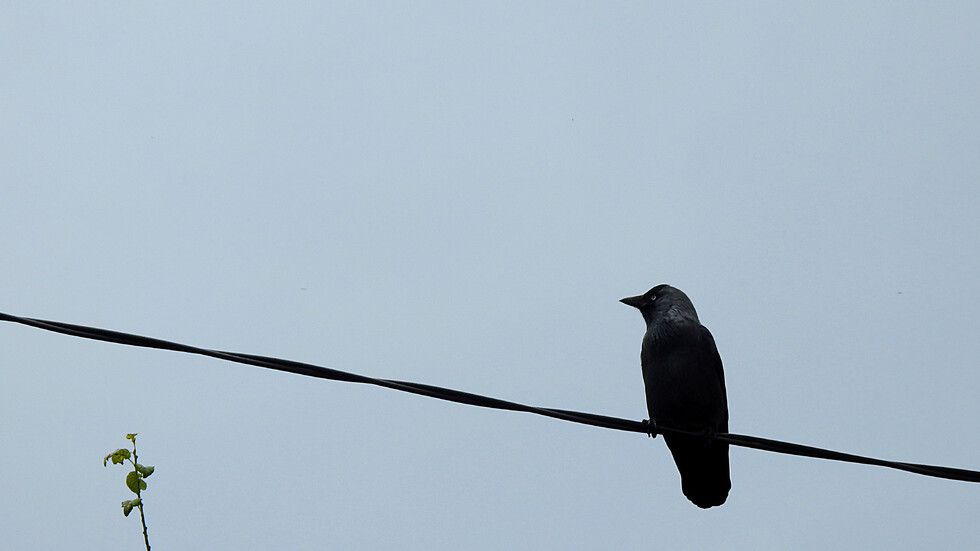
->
[664,434,731,509]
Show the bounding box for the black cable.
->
[2,311,978,484]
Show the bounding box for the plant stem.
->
[131,440,151,551]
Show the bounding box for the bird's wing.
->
[698,324,728,427]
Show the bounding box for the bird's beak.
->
[620,295,646,309]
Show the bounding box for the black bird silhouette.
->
[621,284,731,508]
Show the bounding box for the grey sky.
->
[3,2,979,549]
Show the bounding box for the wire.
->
[2,310,978,484]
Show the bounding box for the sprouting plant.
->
[104,433,154,551]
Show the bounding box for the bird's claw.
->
[642,418,658,439]
[700,427,716,447]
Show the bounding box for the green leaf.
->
[104,449,131,466]
[121,498,140,517]
[136,464,155,477]
[126,471,147,494]
[126,433,138,441]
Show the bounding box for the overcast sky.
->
[3,2,979,549]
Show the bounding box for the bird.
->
[621,284,731,508]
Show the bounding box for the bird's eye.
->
[648,294,657,301]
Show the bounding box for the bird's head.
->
[620,284,700,327]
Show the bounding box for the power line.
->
[2,310,978,484]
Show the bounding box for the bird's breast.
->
[640,335,727,430]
